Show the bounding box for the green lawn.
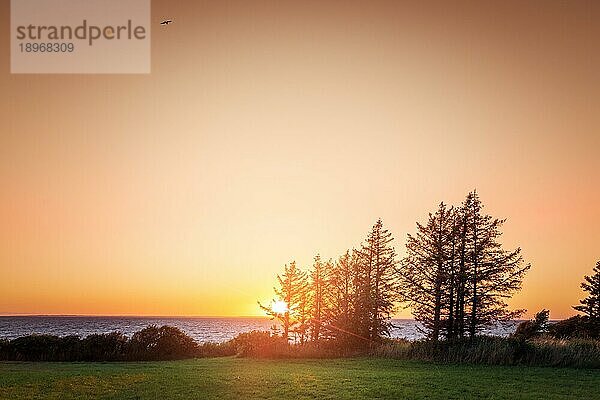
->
[1,357,598,400]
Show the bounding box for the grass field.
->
[1,357,599,400]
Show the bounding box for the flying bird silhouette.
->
[160,19,173,26]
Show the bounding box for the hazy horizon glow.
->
[1,0,598,319]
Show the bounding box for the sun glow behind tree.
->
[271,300,288,315]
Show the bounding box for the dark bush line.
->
[2,325,599,368]
[371,336,600,369]
[0,325,234,362]
[227,331,368,359]
[548,316,600,340]
[224,331,600,368]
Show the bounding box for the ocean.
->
[0,316,520,342]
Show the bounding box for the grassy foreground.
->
[1,357,599,400]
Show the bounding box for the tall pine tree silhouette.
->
[574,260,600,319]
[356,219,398,341]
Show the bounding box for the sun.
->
[271,300,288,314]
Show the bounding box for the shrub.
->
[229,331,289,358]
[79,332,128,361]
[0,325,200,362]
[548,316,600,339]
[0,338,15,360]
[226,331,372,358]
[54,335,81,361]
[513,309,549,340]
[10,335,63,361]
[197,341,236,358]
[127,325,198,361]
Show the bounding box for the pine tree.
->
[400,203,457,340]
[463,191,530,337]
[259,261,308,341]
[398,192,531,339]
[446,211,460,339]
[574,261,600,319]
[309,255,331,342]
[454,197,471,338]
[294,288,311,344]
[356,219,398,341]
[327,249,359,342]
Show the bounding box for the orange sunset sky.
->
[1,1,598,319]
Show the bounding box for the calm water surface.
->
[0,316,519,342]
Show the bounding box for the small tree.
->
[513,309,549,340]
[574,261,600,320]
[259,261,308,341]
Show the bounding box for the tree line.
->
[260,191,531,345]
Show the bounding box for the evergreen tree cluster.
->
[261,191,531,345]
[261,219,398,347]
[399,191,531,340]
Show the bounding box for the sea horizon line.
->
[0,314,418,320]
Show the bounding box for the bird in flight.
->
[160,19,173,26]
